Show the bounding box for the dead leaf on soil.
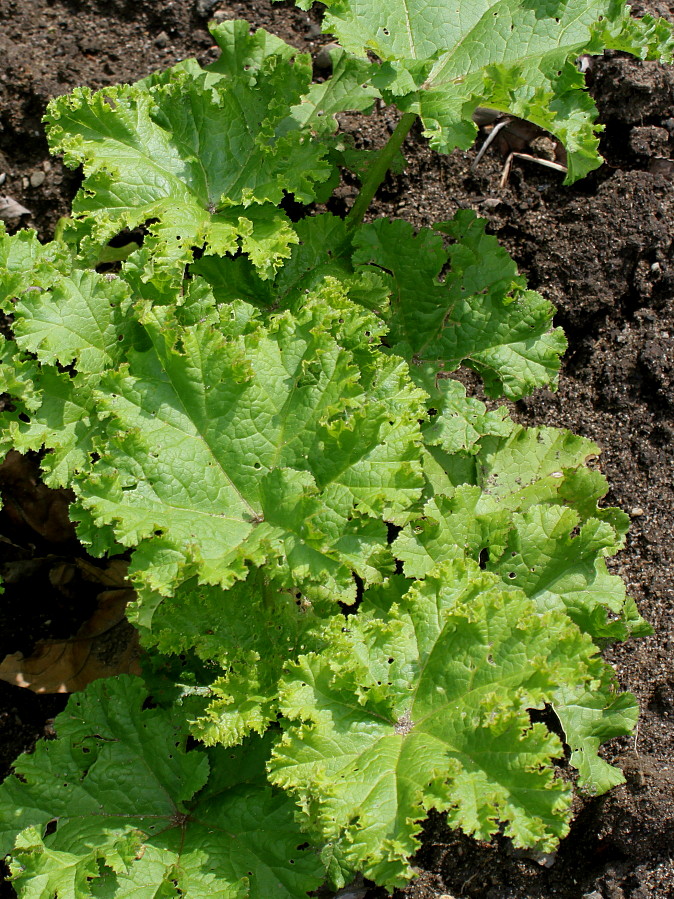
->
[0,588,141,692]
[0,450,75,543]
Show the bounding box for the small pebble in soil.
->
[155,31,169,48]
[631,507,645,517]
[195,0,219,16]
[29,171,46,188]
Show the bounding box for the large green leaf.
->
[45,48,331,280]
[425,422,628,537]
[294,0,674,182]
[486,503,650,641]
[66,283,423,601]
[554,679,639,794]
[352,212,567,399]
[270,558,605,889]
[0,678,323,899]
[394,488,645,643]
[133,570,327,747]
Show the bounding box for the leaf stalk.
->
[345,111,417,229]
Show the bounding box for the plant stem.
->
[345,110,417,230]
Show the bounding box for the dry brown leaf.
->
[0,450,76,544]
[0,588,141,692]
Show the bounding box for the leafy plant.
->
[0,1,670,895]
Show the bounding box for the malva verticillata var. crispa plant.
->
[0,1,671,896]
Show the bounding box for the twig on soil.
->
[499,151,568,188]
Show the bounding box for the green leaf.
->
[0,678,323,899]
[270,558,602,889]
[13,270,133,374]
[396,480,643,642]
[0,226,71,310]
[393,485,512,577]
[600,8,674,61]
[65,284,423,600]
[206,19,300,79]
[132,570,326,746]
[485,503,649,642]
[554,680,640,794]
[352,211,566,399]
[410,366,513,454]
[290,47,380,134]
[306,0,674,182]
[445,423,627,533]
[45,45,332,280]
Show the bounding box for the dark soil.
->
[1,1,673,897]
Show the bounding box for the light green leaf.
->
[394,485,511,577]
[451,423,627,536]
[353,211,566,399]
[305,0,674,182]
[486,503,649,642]
[13,270,133,374]
[206,19,300,80]
[132,570,326,746]
[290,47,380,134]
[68,285,422,600]
[45,49,332,280]
[410,365,513,454]
[0,227,73,318]
[0,678,323,899]
[270,558,602,889]
[554,681,639,794]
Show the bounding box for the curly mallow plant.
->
[0,1,670,896]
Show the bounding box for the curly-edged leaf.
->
[485,503,650,642]
[291,47,380,134]
[304,0,674,182]
[0,266,149,487]
[353,212,566,399]
[132,570,326,746]
[206,19,300,80]
[0,227,71,310]
[193,213,391,315]
[553,680,640,795]
[0,677,323,899]
[600,8,674,61]
[270,558,604,890]
[393,485,511,577]
[69,285,422,601]
[0,347,101,487]
[13,270,134,374]
[410,365,513,454]
[45,44,332,280]
[429,422,628,538]
[395,487,644,643]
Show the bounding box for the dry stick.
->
[470,118,511,170]
[500,151,567,188]
[345,111,418,230]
